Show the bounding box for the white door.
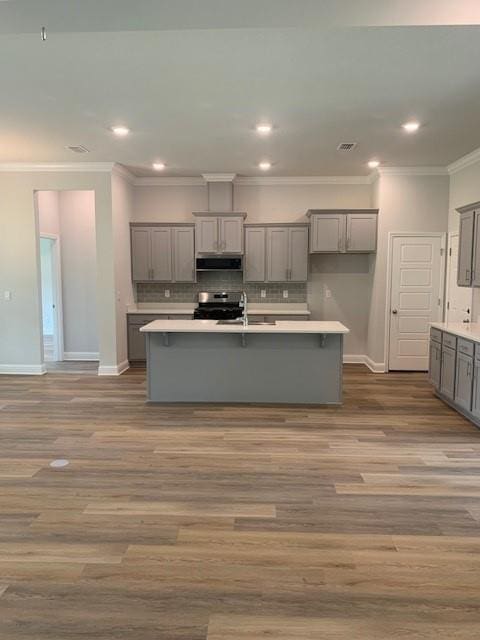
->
[388,235,444,371]
[446,234,472,323]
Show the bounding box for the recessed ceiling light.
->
[368,159,380,169]
[402,121,420,133]
[258,161,271,171]
[111,125,130,137]
[256,123,272,135]
[152,162,165,171]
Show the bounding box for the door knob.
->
[392,309,398,314]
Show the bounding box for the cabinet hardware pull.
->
[466,269,471,281]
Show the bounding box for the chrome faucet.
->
[241,291,248,327]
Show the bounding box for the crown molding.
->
[448,146,480,175]
[234,175,372,186]
[377,166,448,176]
[0,162,115,173]
[112,163,136,184]
[133,176,206,186]
[202,173,236,182]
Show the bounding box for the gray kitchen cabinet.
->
[194,214,245,254]
[289,227,309,281]
[127,313,193,363]
[457,209,475,286]
[440,345,456,400]
[130,224,195,283]
[172,227,195,282]
[428,340,441,388]
[307,209,378,254]
[472,213,480,287]
[264,315,309,322]
[472,358,480,419]
[266,227,289,281]
[266,226,309,282]
[244,227,266,282]
[131,227,151,281]
[346,213,377,253]
[151,227,173,281]
[455,350,473,411]
[310,214,345,253]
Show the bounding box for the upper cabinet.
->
[130,224,195,283]
[456,203,480,287]
[194,213,246,254]
[307,209,378,253]
[244,224,308,283]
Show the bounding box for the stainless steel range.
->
[193,291,243,320]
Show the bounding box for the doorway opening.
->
[36,190,98,373]
[445,233,472,324]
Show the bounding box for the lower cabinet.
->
[472,359,480,419]
[454,351,473,411]
[440,345,456,400]
[127,314,193,363]
[428,340,441,388]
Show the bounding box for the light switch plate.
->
[4,291,11,301]
[260,289,266,298]
[283,290,288,299]
[164,289,170,298]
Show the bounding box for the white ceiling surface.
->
[1,2,480,176]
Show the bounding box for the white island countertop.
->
[140,319,348,334]
[431,322,480,343]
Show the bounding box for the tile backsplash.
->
[137,272,307,303]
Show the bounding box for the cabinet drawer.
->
[442,332,457,350]
[457,338,474,357]
[168,314,193,320]
[430,327,442,344]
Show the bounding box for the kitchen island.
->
[140,319,349,404]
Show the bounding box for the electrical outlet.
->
[325,289,332,299]
[4,291,11,301]
[260,289,267,298]
[164,289,170,298]
[283,290,288,299]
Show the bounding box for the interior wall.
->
[112,172,134,365]
[0,172,117,372]
[131,181,373,355]
[448,158,480,320]
[367,173,450,368]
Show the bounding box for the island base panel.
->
[146,332,343,404]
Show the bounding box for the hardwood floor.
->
[0,365,480,639]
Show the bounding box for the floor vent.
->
[337,142,357,152]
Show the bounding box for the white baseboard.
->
[343,354,386,373]
[98,359,130,376]
[0,364,47,375]
[63,352,99,361]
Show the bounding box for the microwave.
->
[196,257,242,271]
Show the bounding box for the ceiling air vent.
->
[66,145,89,154]
[337,142,357,152]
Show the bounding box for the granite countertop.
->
[140,319,347,334]
[127,303,310,316]
[431,322,480,344]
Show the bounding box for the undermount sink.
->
[216,319,276,326]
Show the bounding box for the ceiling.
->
[1,1,480,176]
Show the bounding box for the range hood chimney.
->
[202,173,236,212]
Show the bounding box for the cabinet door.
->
[173,227,195,282]
[244,227,265,282]
[457,210,474,286]
[310,214,346,253]
[471,360,480,419]
[195,217,218,253]
[151,228,173,281]
[288,227,309,281]
[128,323,146,361]
[455,352,473,411]
[471,212,480,287]
[428,340,441,388]
[220,217,243,254]
[440,346,456,400]
[131,227,151,281]
[346,214,377,253]
[266,228,289,281]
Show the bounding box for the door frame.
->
[40,233,64,362]
[445,232,473,324]
[384,232,447,372]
